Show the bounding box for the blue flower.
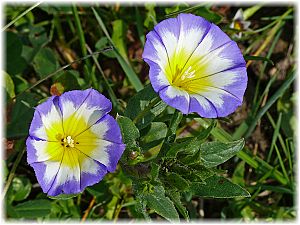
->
[26,89,125,196]
[142,13,248,118]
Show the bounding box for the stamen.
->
[61,135,76,148]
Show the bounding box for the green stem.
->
[156,110,183,159]
[72,5,97,87]
[2,2,42,31]
[133,97,161,124]
[2,148,25,199]
[72,5,87,57]
[85,44,121,112]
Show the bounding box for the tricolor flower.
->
[142,13,247,118]
[229,9,251,38]
[26,89,125,196]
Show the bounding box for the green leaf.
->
[54,70,81,91]
[201,139,245,168]
[150,162,160,181]
[4,71,15,101]
[92,7,143,91]
[48,194,79,200]
[13,199,52,219]
[117,116,140,146]
[22,45,40,64]
[5,6,34,27]
[140,122,167,150]
[244,55,274,65]
[195,7,223,24]
[232,161,246,186]
[166,190,189,221]
[125,84,167,129]
[33,47,59,78]
[190,175,250,198]
[277,91,296,137]
[95,37,116,58]
[165,4,203,17]
[50,198,80,218]
[12,75,29,93]
[112,19,128,62]
[6,92,41,138]
[135,7,145,46]
[86,181,112,203]
[29,25,49,48]
[168,162,213,183]
[243,5,263,20]
[165,5,181,14]
[144,3,157,29]
[5,32,27,75]
[165,172,189,191]
[140,122,167,143]
[135,195,151,221]
[144,185,180,222]
[7,177,32,203]
[166,120,216,158]
[188,164,215,181]
[3,160,8,180]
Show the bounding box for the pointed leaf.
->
[13,199,52,218]
[117,116,140,146]
[201,139,245,168]
[125,84,166,129]
[144,185,179,222]
[190,175,250,198]
[166,190,189,221]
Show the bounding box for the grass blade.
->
[92,7,143,91]
[2,2,42,31]
[245,69,295,138]
[267,112,282,162]
[85,44,121,112]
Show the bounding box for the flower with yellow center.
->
[142,13,248,118]
[26,89,125,196]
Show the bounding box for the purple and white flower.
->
[230,9,251,38]
[142,13,248,118]
[26,89,125,196]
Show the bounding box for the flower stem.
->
[156,110,183,159]
[81,196,96,222]
[133,97,161,124]
[2,148,25,200]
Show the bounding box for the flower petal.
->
[32,148,108,196]
[142,30,170,72]
[189,94,218,118]
[29,96,63,141]
[58,88,112,136]
[75,114,125,171]
[195,66,248,99]
[84,114,124,144]
[192,23,232,57]
[142,13,247,118]
[76,140,125,172]
[153,16,180,61]
[175,13,211,57]
[181,41,245,84]
[192,86,242,117]
[26,137,63,164]
[159,86,190,114]
[144,60,170,92]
